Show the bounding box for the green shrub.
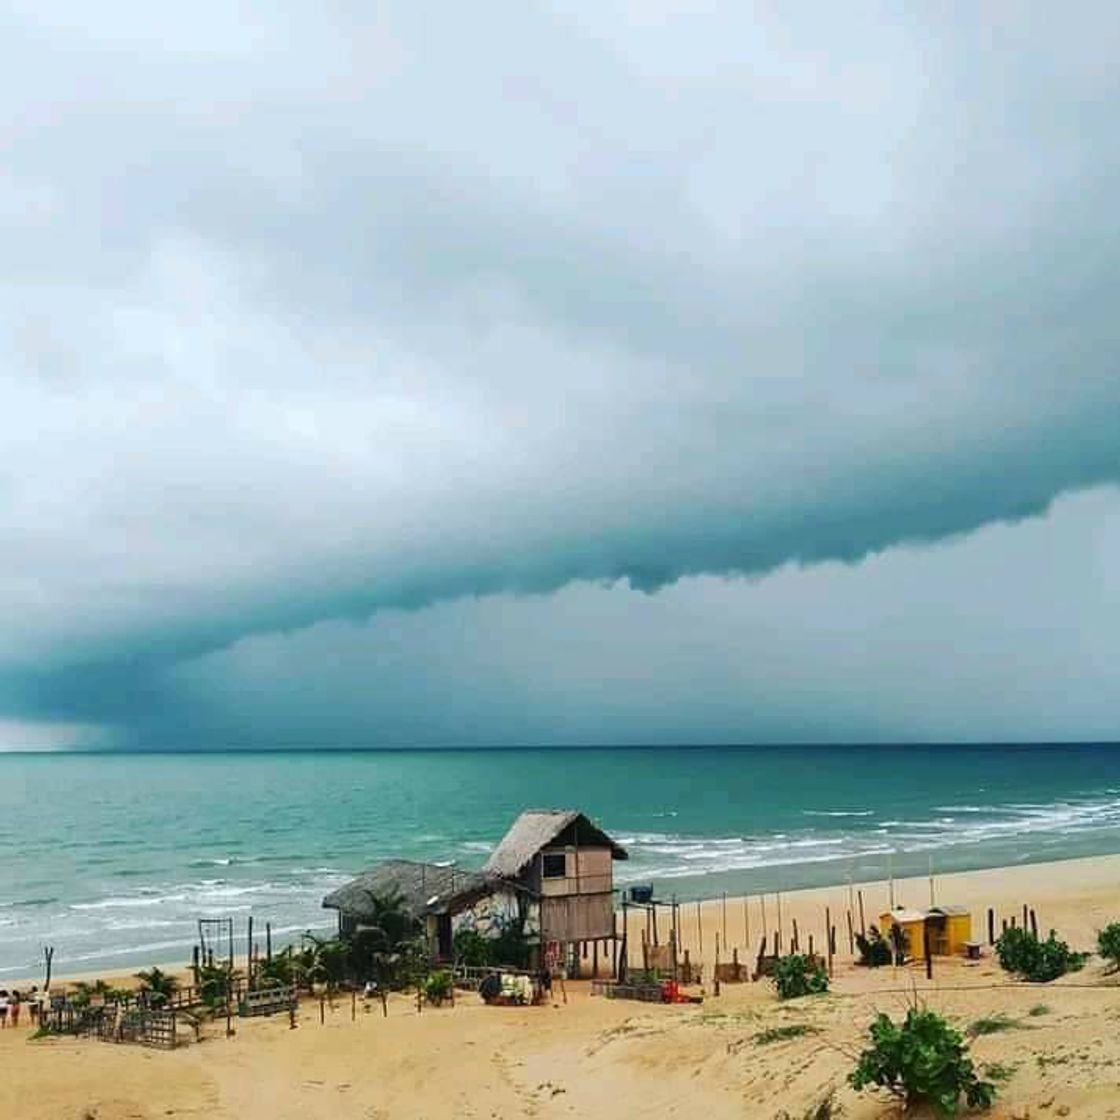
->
[849,1006,995,1115]
[995,928,1086,982]
[452,928,491,967]
[423,970,453,1007]
[771,954,829,1000]
[856,926,894,968]
[1097,922,1120,972]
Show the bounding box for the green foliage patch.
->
[995,928,1086,982]
[770,954,829,1000]
[849,1006,995,1116]
[1096,922,1120,973]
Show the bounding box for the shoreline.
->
[9,850,1119,991]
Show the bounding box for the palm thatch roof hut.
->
[322,859,494,927]
[483,809,627,879]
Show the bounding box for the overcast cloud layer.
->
[2,3,1119,746]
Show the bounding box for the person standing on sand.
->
[9,990,20,1028]
[0,990,8,1029]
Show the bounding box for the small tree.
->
[452,928,491,967]
[856,926,894,968]
[423,969,453,1007]
[771,954,829,1000]
[136,966,178,1004]
[849,1006,995,1115]
[1097,922,1120,973]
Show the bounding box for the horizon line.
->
[2,739,1119,757]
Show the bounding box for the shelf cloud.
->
[2,3,1119,744]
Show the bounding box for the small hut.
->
[484,808,627,972]
[879,907,930,961]
[926,905,972,956]
[322,859,531,960]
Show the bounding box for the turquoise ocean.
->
[2,745,1119,978]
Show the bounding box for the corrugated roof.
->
[321,859,497,921]
[483,809,627,879]
[928,905,970,916]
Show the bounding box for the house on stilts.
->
[321,808,627,975]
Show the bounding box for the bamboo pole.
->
[696,900,703,954]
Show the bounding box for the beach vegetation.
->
[1096,922,1120,972]
[255,950,296,988]
[196,962,237,1010]
[754,1023,819,1045]
[995,928,1086,983]
[770,954,829,1000]
[135,966,177,1004]
[855,926,894,968]
[1027,1004,1050,1017]
[298,934,349,992]
[980,1062,1016,1083]
[423,969,453,1007]
[452,928,491,967]
[849,1005,995,1115]
[966,1014,1018,1038]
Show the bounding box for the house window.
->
[542,852,567,879]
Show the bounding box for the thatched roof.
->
[321,859,498,921]
[483,809,627,879]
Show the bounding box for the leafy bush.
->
[856,925,894,968]
[488,915,533,970]
[995,928,1086,982]
[255,952,295,988]
[849,1006,995,1115]
[197,962,236,1010]
[136,967,178,1002]
[423,970,453,1007]
[453,928,492,967]
[771,954,829,1000]
[1097,922,1120,973]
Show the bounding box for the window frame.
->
[541,851,567,879]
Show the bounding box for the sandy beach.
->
[4,853,1120,1119]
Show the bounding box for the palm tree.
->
[135,967,178,1005]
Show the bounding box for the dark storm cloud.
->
[2,2,1119,741]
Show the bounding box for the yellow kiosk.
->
[926,905,972,956]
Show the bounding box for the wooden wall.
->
[541,890,614,942]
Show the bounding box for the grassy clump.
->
[1027,1003,1050,1017]
[849,1006,995,1115]
[981,1062,1017,1083]
[754,1023,820,1045]
[966,1013,1019,1038]
[770,954,829,1000]
[995,928,1086,983]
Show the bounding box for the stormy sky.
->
[2,3,1119,749]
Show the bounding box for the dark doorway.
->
[437,914,453,960]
